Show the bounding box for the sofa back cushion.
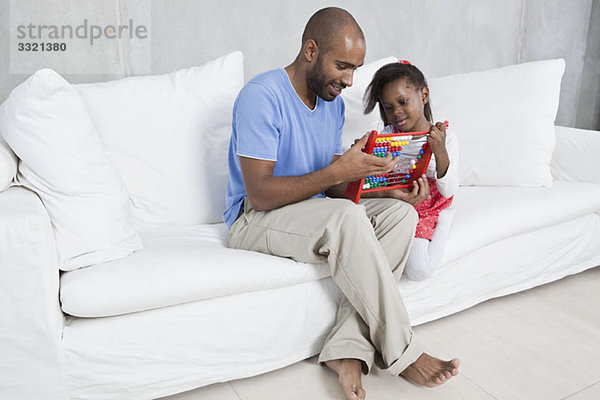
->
[341,58,564,187]
[75,51,244,227]
[0,69,142,271]
[429,59,565,187]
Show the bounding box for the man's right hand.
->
[239,135,398,211]
[332,134,399,183]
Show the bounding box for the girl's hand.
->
[351,132,371,151]
[386,175,431,206]
[428,121,448,157]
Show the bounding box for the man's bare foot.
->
[400,353,460,388]
[325,359,366,400]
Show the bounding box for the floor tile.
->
[521,266,600,323]
[229,355,495,400]
[563,382,600,400]
[413,267,600,400]
[230,357,343,399]
[157,267,600,400]
[159,382,240,400]
[361,365,495,400]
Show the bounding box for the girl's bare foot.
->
[400,353,460,387]
[325,358,366,400]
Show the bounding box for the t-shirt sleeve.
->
[334,98,345,155]
[234,82,282,161]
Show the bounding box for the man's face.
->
[306,34,365,101]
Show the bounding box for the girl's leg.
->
[404,238,430,281]
[405,209,455,281]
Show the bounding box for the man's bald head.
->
[302,7,365,54]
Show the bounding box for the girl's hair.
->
[363,62,432,125]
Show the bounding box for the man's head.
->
[300,7,366,101]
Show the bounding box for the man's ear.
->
[302,39,319,63]
[421,87,430,104]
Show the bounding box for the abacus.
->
[345,122,447,204]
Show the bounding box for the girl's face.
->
[380,78,429,132]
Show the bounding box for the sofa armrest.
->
[0,187,66,399]
[551,125,600,184]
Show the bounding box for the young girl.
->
[364,61,459,280]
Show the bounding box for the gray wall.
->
[1,0,598,130]
[578,0,600,130]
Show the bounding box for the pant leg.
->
[361,198,418,278]
[318,198,422,375]
[228,197,422,375]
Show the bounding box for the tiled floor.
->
[160,266,600,400]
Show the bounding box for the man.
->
[223,7,459,400]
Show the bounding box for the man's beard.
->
[306,56,338,102]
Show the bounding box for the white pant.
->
[405,209,456,281]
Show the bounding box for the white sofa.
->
[1,52,599,400]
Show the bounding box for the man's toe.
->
[357,388,366,400]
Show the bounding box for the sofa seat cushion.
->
[443,181,600,265]
[60,224,329,317]
[61,181,600,318]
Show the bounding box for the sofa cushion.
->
[60,224,329,317]
[75,51,244,227]
[61,181,600,318]
[0,69,142,271]
[551,126,600,185]
[443,181,600,265]
[0,136,17,191]
[429,59,565,187]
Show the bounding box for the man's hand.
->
[332,134,398,183]
[351,132,369,150]
[386,175,431,206]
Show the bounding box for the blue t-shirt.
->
[223,68,345,227]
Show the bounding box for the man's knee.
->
[328,199,370,231]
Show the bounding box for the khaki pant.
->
[228,196,422,375]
